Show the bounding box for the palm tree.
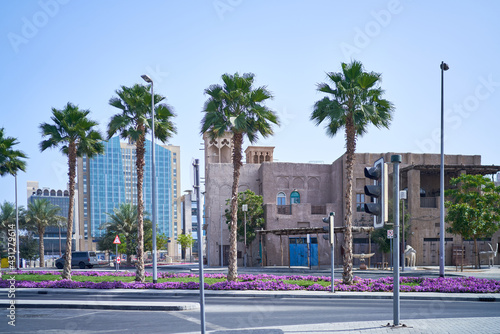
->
[0,127,28,269]
[25,198,66,267]
[0,127,27,177]
[311,60,394,285]
[201,72,279,281]
[102,203,141,266]
[0,201,25,256]
[40,102,104,279]
[108,83,176,282]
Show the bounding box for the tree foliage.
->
[177,233,194,258]
[0,127,27,177]
[25,198,66,266]
[224,189,265,246]
[19,231,39,262]
[445,174,500,268]
[98,203,152,265]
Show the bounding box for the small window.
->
[356,193,366,212]
[277,192,286,205]
[290,191,300,204]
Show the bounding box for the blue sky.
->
[1,0,499,206]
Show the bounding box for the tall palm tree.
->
[25,198,65,267]
[108,83,176,282]
[40,102,104,279]
[201,72,279,281]
[311,60,394,285]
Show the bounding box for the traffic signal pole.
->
[391,155,402,327]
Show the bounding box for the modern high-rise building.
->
[26,181,75,256]
[77,136,181,256]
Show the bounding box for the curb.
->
[0,298,199,311]
[5,288,499,302]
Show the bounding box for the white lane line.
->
[167,311,228,331]
[61,311,100,320]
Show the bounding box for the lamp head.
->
[141,74,153,83]
[440,62,449,71]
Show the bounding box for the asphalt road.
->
[2,295,499,333]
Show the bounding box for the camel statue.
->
[404,245,417,267]
[479,243,498,268]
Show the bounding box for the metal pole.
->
[115,243,118,272]
[402,199,405,271]
[220,205,223,267]
[392,154,402,327]
[244,210,247,267]
[193,159,206,334]
[15,174,19,270]
[151,80,157,284]
[59,223,62,257]
[330,212,335,293]
[142,74,157,283]
[439,61,449,278]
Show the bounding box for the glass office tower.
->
[88,136,172,239]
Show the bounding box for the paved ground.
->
[2,265,499,333]
[182,317,500,334]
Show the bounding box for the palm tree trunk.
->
[126,236,133,266]
[342,114,356,285]
[62,142,77,280]
[38,226,45,267]
[135,131,146,282]
[228,132,243,281]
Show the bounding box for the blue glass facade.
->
[89,136,172,239]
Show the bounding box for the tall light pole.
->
[15,174,19,269]
[242,204,248,267]
[439,61,449,278]
[141,74,157,283]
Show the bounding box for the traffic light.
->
[364,157,388,229]
[322,212,335,243]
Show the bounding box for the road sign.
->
[387,229,394,239]
[116,257,121,264]
[113,235,121,244]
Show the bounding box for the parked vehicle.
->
[55,251,98,269]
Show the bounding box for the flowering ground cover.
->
[1,271,499,293]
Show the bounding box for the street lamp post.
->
[439,61,449,278]
[242,204,248,267]
[141,74,157,283]
[15,174,19,269]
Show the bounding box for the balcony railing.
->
[311,205,326,215]
[420,196,437,208]
[277,205,292,215]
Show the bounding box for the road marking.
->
[167,311,228,331]
[61,311,100,320]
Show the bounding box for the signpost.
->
[113,235,121,271]
[388,229,393,270]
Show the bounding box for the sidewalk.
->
[182,317,500,334]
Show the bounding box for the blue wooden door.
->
[289,238,318,266]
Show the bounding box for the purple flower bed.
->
[2,271,499,293]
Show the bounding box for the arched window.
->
[290,191,300,204]
[277,192,286,205]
